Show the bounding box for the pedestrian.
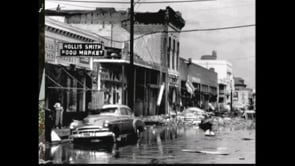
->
[199,114,215,136]
[45,108,53,143]
[54,102,64,129]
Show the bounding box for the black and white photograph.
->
[39,0,255,164]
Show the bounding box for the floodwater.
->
[45,118,255,164]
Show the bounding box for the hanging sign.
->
[60,43,104,57]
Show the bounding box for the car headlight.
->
[69,122,76,129]
[103,120,109,128]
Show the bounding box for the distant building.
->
[233,77,253,108]
[192,51,234,106]
[179,57,218,110]
[234,77,247,90]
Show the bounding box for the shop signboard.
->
[60,43,104,57]
[190,76,201,83]
[45,38,96,70]
[45,38,57,64]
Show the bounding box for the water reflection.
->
[46,121,255,164]
[48,143,117,164]
[47,125,179,164]
[140,125,178,145]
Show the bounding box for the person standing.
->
[54,102,64,129]
[45,108,53,143]
[199,114,215,136]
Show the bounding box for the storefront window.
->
[168,37,171,68]
[100,64,123,105]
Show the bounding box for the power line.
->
[181,24,255,32]
[228,56,255,61]
[46,0,215,4]
[46,2,128,10]
[135,0,144,10]
[46,16,254,43]
[55,2,97,9]
[128,24,255,42]
[91,24,256,43]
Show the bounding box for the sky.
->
[45,0,255,89]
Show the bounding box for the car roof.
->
[102,104,131,109]
[185,107,205,112]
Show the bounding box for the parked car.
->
[181,107,207,124]
[69,104,145,144]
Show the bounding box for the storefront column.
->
[73,77,77,111]
[82,76,86,112]
[122,64,125,105]
[143,70,147,116]
[66,77,71,111]
[97,63,101,91]
[133,67,136,114]
[165,73,168,115]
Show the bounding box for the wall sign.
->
[45,37,93,70]
[60,43,104,57]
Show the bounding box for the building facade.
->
[46,6,186,116]
[193,54,234,107]
[179,58,218,111]
[233,77,253,108]
[45,17,105,125]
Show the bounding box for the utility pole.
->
[129,0,135,111]
[230,80,233,112]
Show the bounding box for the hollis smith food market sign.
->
[60,43,105,56]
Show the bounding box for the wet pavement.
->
[45,118,255,164]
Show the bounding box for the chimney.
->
[209,68,215,72]
[188,58,192,65]
[212,50,217,59]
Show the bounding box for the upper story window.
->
[172,39,175,69]
[177,42,179,70]
[168,37,171,68]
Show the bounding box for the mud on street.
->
[44,117,255,164]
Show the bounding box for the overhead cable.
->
[46,0,215,4]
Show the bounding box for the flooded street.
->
[45,118,255,164]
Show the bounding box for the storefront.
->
[179,57,218,111]
[93,58,162,116]
[45,17,102,125]
[167,74,181,114]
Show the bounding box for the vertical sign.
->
[157,84,165,106]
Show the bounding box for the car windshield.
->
[88,107,118,115]
[100,107,118,114]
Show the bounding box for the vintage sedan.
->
[69,104,145,144]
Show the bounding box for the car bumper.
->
[71,131,115,139]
